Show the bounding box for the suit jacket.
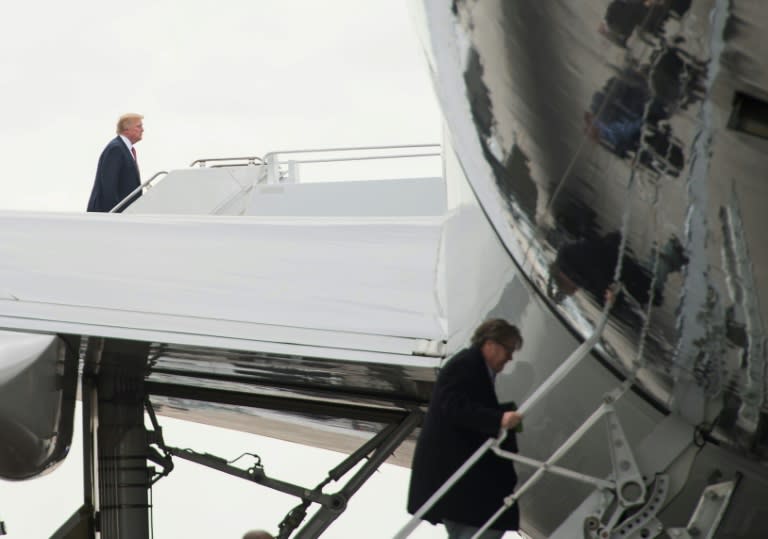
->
[86,136,141,212]
[407,346,519,530]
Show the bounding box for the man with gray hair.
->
[407,318,524,538]
[86,113,144,212]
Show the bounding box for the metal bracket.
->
[551,414,698,539]
[478,388,637,538]
[666,478,738,539]
[579,489,615,539]
[586,407,666,538]
[166,446,342,510]
[144,398,174,484]
[146,407,421,539]
[290,410,422,538]
[605,406,646,509]
[583,477,669,539]
[608,474,669,539]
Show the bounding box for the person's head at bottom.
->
[242,530,274,539]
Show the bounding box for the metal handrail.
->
[474,387,631,538]
[262,144,440,184]
[109,145,440,213]
[262,144,440,159]
[275,153,441,166]
[109,171,168,213]
[393,291,618,539]
[189,156,265,167]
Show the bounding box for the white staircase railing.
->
[262,144,440,184]
[109,144,441,213]
[394,289,620,539]
[109,170,168,213]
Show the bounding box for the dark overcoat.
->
[407,346,519,530]
[87,136,141,212]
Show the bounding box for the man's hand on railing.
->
[501,411,523,430]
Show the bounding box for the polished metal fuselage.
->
[418,0,768,535]
[425,0,768,448]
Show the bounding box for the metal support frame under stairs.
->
[153,409,422,539]
[71,336,424,539]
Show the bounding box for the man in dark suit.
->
[407,319,524,538]
[86,113,144,212]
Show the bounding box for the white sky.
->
[0,1,452,537]
[0,0,441,212]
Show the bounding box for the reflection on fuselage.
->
[424,0,768,535]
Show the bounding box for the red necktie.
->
[131,147,137,162]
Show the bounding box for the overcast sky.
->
[0,1,452,538]
[0,0,441,212]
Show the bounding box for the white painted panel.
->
[0,212,446,357]
[247,177,446,217]
[126,166,262,215]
